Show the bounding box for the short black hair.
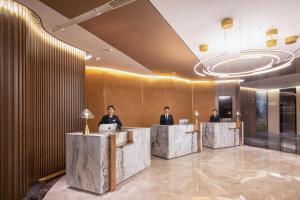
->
[164,106,170,110]
[107,105,115,110]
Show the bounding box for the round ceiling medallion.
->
[194,49,295,78]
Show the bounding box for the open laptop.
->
[99,123,117,133]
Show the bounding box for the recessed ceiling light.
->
[85,53,92,60]
[100,48,114,52]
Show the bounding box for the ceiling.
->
[16,0,300,84]
[16,0,155,75]
[80,0,199,78]
[39,0,111,18]
[241,73,300,90]
[150,0,300,59]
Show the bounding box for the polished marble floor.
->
[44,146,300,200]
[245,132,300,154]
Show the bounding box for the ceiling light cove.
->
[194,49,295,78]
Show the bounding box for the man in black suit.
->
[209,109,220,122]
[160,106,174,125]
[98,105,123,130]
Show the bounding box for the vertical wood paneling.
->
[0,1,85,199]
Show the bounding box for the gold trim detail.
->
[38,169,66,182]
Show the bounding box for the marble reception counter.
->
[151,124,201,159]
[201,122,244,149]
[65,127,150,194]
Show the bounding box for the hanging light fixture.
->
[221,18,233,29]
[199,44,208,52]
[266,28,278,47]
[285,35,298,45]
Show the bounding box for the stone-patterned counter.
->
[151,124,198,159]
[66,127,150,194]
[201,122,244,149]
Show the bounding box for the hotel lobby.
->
[1,0,300,199]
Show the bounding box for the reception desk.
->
[201,122,243,149]
[65,127,150,194]
[151,124,200,159]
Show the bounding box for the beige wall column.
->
[297,87,300,135]
[268,90,280,133]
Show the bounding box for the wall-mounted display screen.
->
[218,96,233,118]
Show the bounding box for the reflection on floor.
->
[44,146,300,200]
[24,175,62,200]
[245,132,300,154]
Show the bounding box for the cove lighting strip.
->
[0,0,85,58]
[86,66,244,84]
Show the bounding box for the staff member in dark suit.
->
[160,106,174,125]
[98,105,122,130]
[210,109,220,122]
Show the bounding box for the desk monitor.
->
[99,123,117,132]
[179,119,189,124]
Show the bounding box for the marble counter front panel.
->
[151,124,198,159]
[66,128,150,194]
[201,122,243,149]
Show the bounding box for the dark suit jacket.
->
[209,115,220,122]
[160,114,174,125]
[98,114,122,130]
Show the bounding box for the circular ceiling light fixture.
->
[285,35,298,45]
[221,18,233,30]
[194,49,295,79]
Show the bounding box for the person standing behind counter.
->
[98,105,123,130]
[160,106,174,125]
[210,109,221,122]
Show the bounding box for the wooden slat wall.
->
[85,68,216,131]
[0,1,85,199]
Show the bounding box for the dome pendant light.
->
[266,28,278,48]
[221,18,233,29]
[199,44,208,52]
[285,35,298,45]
